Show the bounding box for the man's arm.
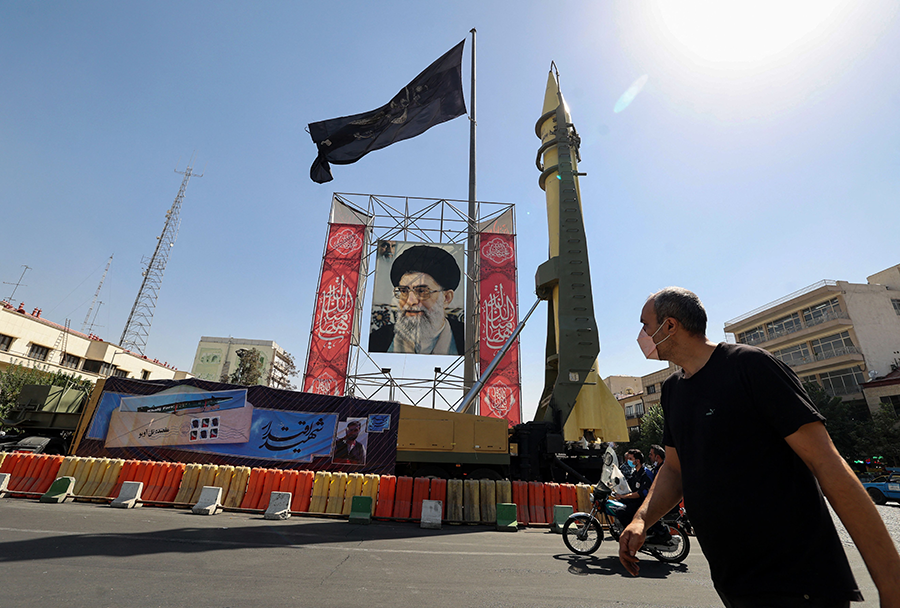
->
[618,446,684,576]
[786,421,900,606]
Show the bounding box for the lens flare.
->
[614,74,649,113]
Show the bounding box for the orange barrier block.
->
[528,481,547,524]
[22,455,52,494]
[239,468,266,510]
[110,459,138,498]
[543,482,561,522]
[12,453,41,493]
[429,478,447,510]
[560,483,578,512]
[410,477,430,520]
[512,481,530,525]
[290,470,314,512]
[142,462,166,502]
[161,463,186,503]
[393,476,413,519]
[32,455,64,494]
[279,470,299,495]
[374,475,396,519]
[256,468,283,511]
[0,451,21,475]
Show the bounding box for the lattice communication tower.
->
[119,164,201,355]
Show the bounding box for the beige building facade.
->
[724,264,900,413]
[191,336,295,390]
[0,302,189,382]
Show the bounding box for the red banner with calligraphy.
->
[303,223,367,395]
[478,232,521,426]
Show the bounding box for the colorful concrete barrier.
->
[512,480,529,525]
[374,475,396,518]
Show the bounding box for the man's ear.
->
[443,289,454,304]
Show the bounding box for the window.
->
[27,343,50,361]
[773,343,812,367]
[112,368,128,378]
[819,367,865,396]
[766,312,802,339]
[892,299,900,316]
[738,326,766,346]
[82,359,103,374]
[625,405,634,417]
[62,353,81,369]
[800,374,819,387]
[646,384,657,394]
[811,331,856,361]
[141,370,151,380]
[0,334,12,352]
[880,395,900,415]
[803,298,843,327]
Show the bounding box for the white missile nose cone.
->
[542,69,571,121]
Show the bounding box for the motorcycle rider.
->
[648,444,665,472]
[613,449,670,545]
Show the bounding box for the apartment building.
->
[191,336,296,390]
[0,301,189,382]
[724,264,900,413]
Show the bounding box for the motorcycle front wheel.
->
[562,515,603,555]
[648,525,690,563]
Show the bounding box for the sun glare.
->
[656,1,846,64]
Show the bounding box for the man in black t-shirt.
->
[618,287,900,607]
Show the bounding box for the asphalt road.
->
[0,499,889,608]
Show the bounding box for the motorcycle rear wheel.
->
[562,515,603,555]
[648,525,690,563]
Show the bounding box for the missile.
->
[136,395,232,414]
[534,67,628,443]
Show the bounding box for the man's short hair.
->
[625,448,644,465]
[390,245,460,290]
[651,287,707,336]
[650,444,665,461]
[346,420,361,429]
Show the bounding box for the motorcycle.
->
[561,445,690,563]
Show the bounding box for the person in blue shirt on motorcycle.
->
[613,449,670,545]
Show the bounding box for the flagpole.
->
[463,28,478,413]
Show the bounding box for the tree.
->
[860,407,900,467]
[802,382,866,462]
[230,348,265,386]
[622,404,665,460]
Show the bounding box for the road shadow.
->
[0,503,500,563]
[552,552,688,579]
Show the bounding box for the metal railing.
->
[726,280,838,327]
[738,309,850,345]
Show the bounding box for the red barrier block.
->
[512,480,530,525]
[393,476,413,519]
[560,483,578,512]
[31,455,63,494]
[528,481,547,524]
[374,475,396,519]
[429,478,447,510]
[110,460,138,499]
[0,452,22,474]
[240,468,266,510]
[143,462,166,502]
[411,477,430,520]
[543,482,561,521]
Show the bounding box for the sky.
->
[2,1,898,422]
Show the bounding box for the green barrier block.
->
[496,502,518,532]
[40,476,75,504]
[349,495,373,525]
[552,505,573,533]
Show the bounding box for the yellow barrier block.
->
[190,464,219,504]
[94,459,124,498]
[496,479,512,505]
[309,471,332,513]
[72,457,97,495]
[0,452,5,470]
[223,466,250,508]
[326,472,348,514]
[479,479,496,524]
[215,465,235,498]
[362,474,379,515]
[463,479,481,523]
[446,479,464,522]
[342,473,365,515]
[576,483,592,513]
[57,456,79,479]
[82,458,111,497]
[173,463,201,504]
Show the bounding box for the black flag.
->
[308,40,467,183]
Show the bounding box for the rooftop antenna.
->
[87,301,104,334]
[4,264,31,304]
[120,158,202,354]
[81,254,113,333]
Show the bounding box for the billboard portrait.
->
[369,241,465,356]
[332,417,367,465]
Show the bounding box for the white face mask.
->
[637,320,671,360]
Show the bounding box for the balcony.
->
[743,311,852,350]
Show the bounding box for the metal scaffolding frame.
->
[311,192,516,410]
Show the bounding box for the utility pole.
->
[120,161,202,354]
